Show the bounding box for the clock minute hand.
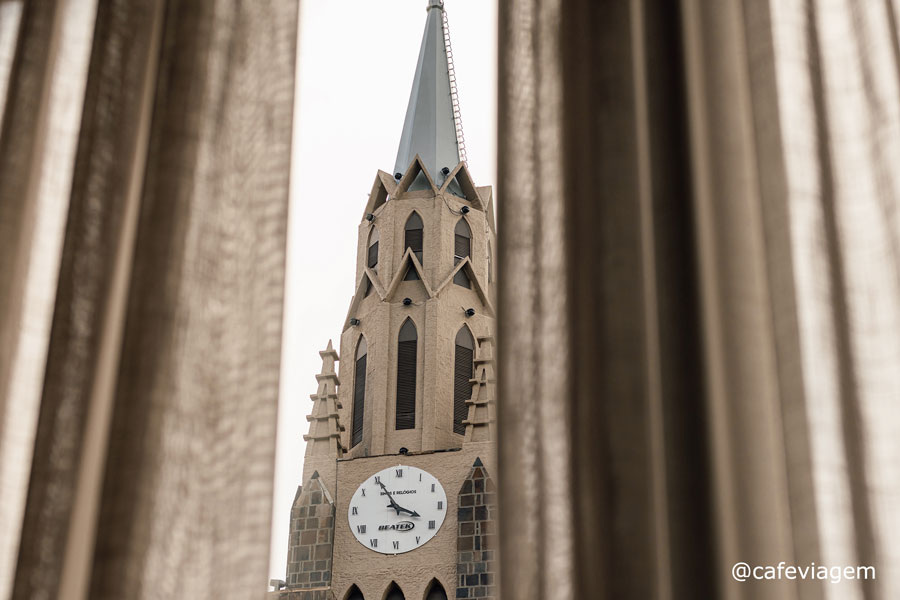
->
[378,481,403,515]
[378,481,420,517]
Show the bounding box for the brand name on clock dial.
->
[378,521,415,532]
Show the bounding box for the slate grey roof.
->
[393,0,461,185]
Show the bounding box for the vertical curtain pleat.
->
[0,1,99,598]
[498,0,900,599]
[3,1,297,599]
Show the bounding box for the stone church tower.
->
[275,3,497,599]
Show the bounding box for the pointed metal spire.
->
[393,0,461,183]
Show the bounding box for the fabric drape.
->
[0,1,297,599]
[497,0,900,599]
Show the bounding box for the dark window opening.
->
[352,337,367,447]
[454,218,471,288]
[453,269,471,288]
[367,227,380,270]
[384,582,405,600]
[405,212,424,266]
[395,319,417,430]
[425,580,448,600]
[453,326,474,435]
[345,585,365,600]
[367,240,379,269]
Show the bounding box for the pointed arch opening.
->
[384,582,405,600]
[345,584,365,600]
[396,318,418,430]
[424,579,448,600]
[352,336,367,447]
[453,326,475,435]
[453,218,471,288]
[404,212,424,279]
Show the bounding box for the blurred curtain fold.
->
[0,0,298,598]
[497,0,900,599]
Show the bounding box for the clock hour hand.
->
[396,505,420,517]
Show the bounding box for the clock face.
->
[348,465,447,554]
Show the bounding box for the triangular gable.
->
[383,247,434,301]
[363,171,397,217]
[342,267,386,332]
[434,257,495,317]
[396,155,439,196]
[303,473,334,504]
[440,162,483,210]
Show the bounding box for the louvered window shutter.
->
[406,228,423,263]
[352,354,366,447]
[453,269,470,288]
[454,234,470,263]
[453,344,473,435]
[404,227,423,281]
[453,219,471,287]
[396,339,417,430]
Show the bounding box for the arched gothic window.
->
[395,319,417,430]
[345,585,365,600]
[404,212,424,280]
[453,218,471,288]
[425,579,449,600]
[351,336,367,447]
[453,326,474,435]
[384,582,405,600]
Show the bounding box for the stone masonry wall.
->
[456,458,497,599]
[286,473,335,591]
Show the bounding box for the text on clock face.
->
[348,465,448,554]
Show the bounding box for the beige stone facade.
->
[277,3,498,597]
[330,443,496,600]
[277,157,498,600]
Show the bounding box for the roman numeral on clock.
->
[370,539,378,548]
[361,488,365,496]
[431,483,435,492]
[352,507,358,515]
[437,500,443,510]
[416,536,421,544]
[392,541,400,550]
[374,476,381,485]
[357,525,366,534]
[395,469,403,478]
[428,520,435,530]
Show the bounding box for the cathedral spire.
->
[393,0,461,182]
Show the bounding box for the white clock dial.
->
[348,465,447,554]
